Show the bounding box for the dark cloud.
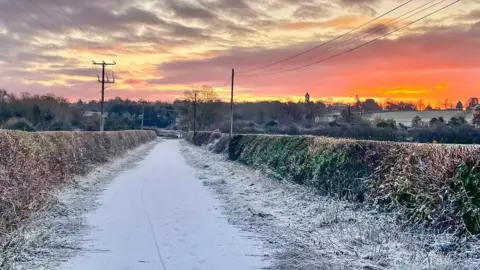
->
[293,4,331,19]
[163,0,217,20]
[198,0,267,20]
[39,68,95,78]
[339,0,381,16]
[360,23,395,36]
[462,9,480,20]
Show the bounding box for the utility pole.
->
[93,61,116,131]
[193,91,198,136]
[230,68,235,138]
[140,101,145,130]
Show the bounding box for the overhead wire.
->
[50,0,104,62]
[239,0,460,78]
[236,0,415,74]
[7,0,50,31]
[264,0,443,73]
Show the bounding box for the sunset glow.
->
[0,0,478,104]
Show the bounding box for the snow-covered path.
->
[58,140,268,270]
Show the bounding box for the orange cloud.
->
[123,79,143,85]
[284,15,366,30]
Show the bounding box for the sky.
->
[0,0,479,104]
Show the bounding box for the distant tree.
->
[376,120,396,129]
[362,99,382,112]
[353,95,362,112]
[183,85,220,131]
[341,106,353,123]
[416,100,426,111]
[443,98,454,109]
[412,116,422,127]
[305,92,310,103]
[448,117,467,126]
[456,101,464,110]
[474,106,480,127]
[32,104,41,124]
[467,97,479,112]
[429,117,440,127]
[425,105,433,111]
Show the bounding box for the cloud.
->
[339,0,381,16]
[462,9,480,20]
[0,0,478,102]
[163,0,217,20]
[152,24,480,101]
[284,15,365,30]
[292,3,332,19]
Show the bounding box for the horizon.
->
[0,0,479,104]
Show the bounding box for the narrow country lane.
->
[58,140,269,270]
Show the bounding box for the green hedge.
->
[227,134,480,235]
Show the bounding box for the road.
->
[58,140,268,270]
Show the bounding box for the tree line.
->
[1,87,480,144]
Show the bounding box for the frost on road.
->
[56,140,269,270]
[10,139,480,270]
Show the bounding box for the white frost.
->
[57,140,269,270]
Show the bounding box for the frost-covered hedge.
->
[230,134,480,234]
[189,131,480,235]
[0,130,156,237]
[187,131,230,153]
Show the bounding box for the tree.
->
[416,100,426,111]
[448,117,467,126]
[429,117,440,127]
[353,95,362,112]
[183,85,220,131]
[443,98,454,109]
[363,99,382,112]
[425,105,433,111]
[412,116,422,127]
[456,101,464,110]
[474,106,480,127]
[467,97,479,112]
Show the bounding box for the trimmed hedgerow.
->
[188,131,480,235]
[0,130,156,239]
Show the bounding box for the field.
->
[368,110,474,126]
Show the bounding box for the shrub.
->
[227,134,480,235]
[0,130,156,242]
[2,117,36,132]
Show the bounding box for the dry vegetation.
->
[0,130,156,249]
[188,131,480,236]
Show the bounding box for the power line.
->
[50,0,104,61]
[217,77,232,92]
[239,0,459,78]
[7,0,50,31]
[265,0,443,73]
[50,0,87,34]
[28,0,50,17]
[236,0,414,74]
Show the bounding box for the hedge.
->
[188,132,480,235]
[0,130,156,238]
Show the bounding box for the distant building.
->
[83,111,108,117]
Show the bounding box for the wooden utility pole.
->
[93,61,116,131]
[140,101,145,130]
[230,69,235,138]
[193,91,198,136]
